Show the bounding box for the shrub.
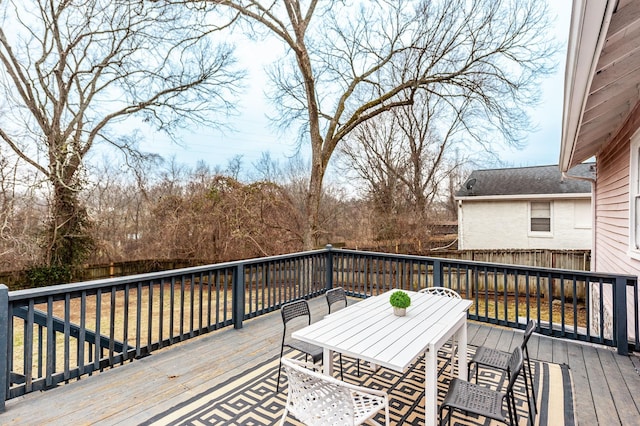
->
[389,290,411,308]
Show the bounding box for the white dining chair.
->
[280,357,390,426]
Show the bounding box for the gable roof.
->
[561,0,640,171]
[455,163,594,198]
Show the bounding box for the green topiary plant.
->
[389,290,411,309]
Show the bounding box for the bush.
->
[25,265,72,288]
[389,290,411,308]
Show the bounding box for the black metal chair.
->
[325,287,360,378]
[439,346,524,426]
[276,300,323,392]
[468,319,537,423]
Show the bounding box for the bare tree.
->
[0,151,45,269]
[200,0,556,249]
[0,0,242,268]
[340,93,470,240]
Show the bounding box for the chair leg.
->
[526,355,537,413]
[279,407,289,425]
[276,358,283,392]
[505,395,513,426]
[506,392,517,426]
[438,404,450,426]
[276,346,285,392]
[522,368,534,424]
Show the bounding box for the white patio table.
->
[292,289,472,426]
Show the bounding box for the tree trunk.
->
[46,181,93,267]
[304,154,324,250]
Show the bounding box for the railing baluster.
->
[136,283,142,358]
[123,285,130,359]
[94,290,101,371]
[147,281,153,352]
[109,288,115,367]
[189,274,195,337]
[170,277,175,344]
[79,292,86,374]
[179,276,185,340]
[0,285,8,412]
[64,293,71,381]
[157,281,163,349]
[46,297,54,387]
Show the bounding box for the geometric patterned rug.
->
[140,345,575,426]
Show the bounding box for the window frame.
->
[528,200,553,236]
[629,130,640,258]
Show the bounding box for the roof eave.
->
[560,0,616,172]
[455,193,592,202]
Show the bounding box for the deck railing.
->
[0,246,637,410]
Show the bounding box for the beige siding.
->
[458,198,592,250]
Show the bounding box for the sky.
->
[137,2,573,173]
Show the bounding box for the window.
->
[530,201,551,233]
[630,132,640,253]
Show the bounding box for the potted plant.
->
[389,290,411,316]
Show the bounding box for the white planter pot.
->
[393,306,406,317]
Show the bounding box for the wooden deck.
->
[1,296,639,425]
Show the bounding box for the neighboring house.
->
[561,0,640,340]
[455,164,593,250]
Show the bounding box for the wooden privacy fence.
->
[435,249,590,271]
[350,245,590,271]
[334,252,590,301]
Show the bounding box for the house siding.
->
[593,101,640,341]
[458,198,591,250]
[595,102,640,275]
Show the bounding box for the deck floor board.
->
[1,296,638,425]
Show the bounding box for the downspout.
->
[457,199,464,250]
[562,171,596,271]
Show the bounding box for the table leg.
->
[425,345,438,426]
[456,319,468,381]
[323,347,334,376]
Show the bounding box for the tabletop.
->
[292,290,472,372]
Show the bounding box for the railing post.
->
[0,284,8,412]
[325,244,334,291]
[433,259,443,287]
[233,265,245,330]
[614,277,628,355]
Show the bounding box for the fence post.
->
[233,265,245,330]
[433,259,443,287]
[325,244,334,291]
[0,284,8,412]
[614,277,628,355]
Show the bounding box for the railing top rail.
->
[7,248,327,302]
[331,247,638,282]
[6,246,637,302]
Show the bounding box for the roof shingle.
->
[455,163,594,197]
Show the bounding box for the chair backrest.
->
[506,346,524,391]
[281,300,312,327]
[419,286,461,299]
[281,357,356,424]
[326,287,347,313]
[520,319,536,349]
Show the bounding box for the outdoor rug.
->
[141,346,575,426]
